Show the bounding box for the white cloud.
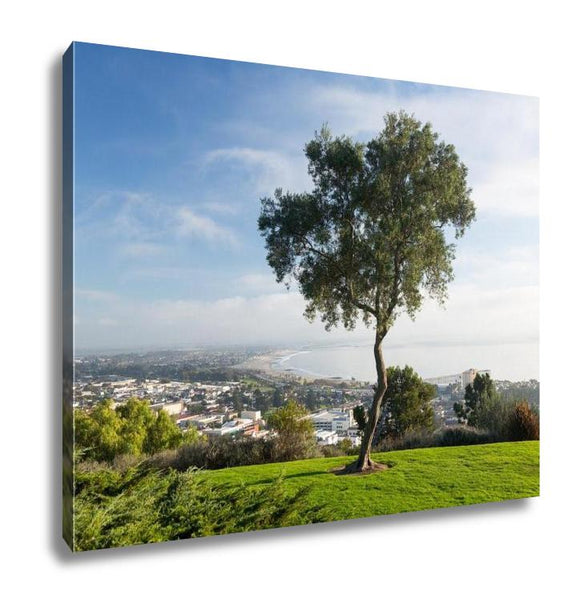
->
[386,284,539,348]
[120,242,165,258]
[236,272,281,295]
[75,281,538,355]
[175,207,240,248]
[454,244,539,288]
[77,191,164,241]
[471,158,539,218]
[203,147,311,194]
[309,85,539,218]
[201,201,240,215]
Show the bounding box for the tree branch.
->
[298,234,377,318]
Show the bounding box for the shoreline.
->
[236,348,352,383]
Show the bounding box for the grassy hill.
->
[208,441,540,520]
[74,441,539,551]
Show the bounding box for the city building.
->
[315,430,339,445]
[205,418,258,439]
[310,409,353,434]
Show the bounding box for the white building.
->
[346,427,362,444]
[162,400,185,416]
[310,409,352,434]
[461,368,491,389]
[205,417,257,439]
[241,409,261,421]
[315,430,339,445]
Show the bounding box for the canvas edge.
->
[62,42,75,551]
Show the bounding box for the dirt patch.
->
[330,460,395,476]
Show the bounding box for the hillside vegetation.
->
[74,441,539,551]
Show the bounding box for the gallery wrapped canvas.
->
[62,42,539,552]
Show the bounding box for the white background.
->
[1,1,578,613]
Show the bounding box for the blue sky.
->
[72,42,539,379]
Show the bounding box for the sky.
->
[72,42,539,379]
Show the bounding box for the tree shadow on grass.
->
[248,470,331,486]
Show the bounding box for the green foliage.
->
[254,389,269,413]
[460,375,540,441]
[272,387,285,408]
[353,404,367,432]
[258,111,476,335]
[305,389,318,411]
[460,373,501,429]
[380,366,436,438]
[453,401,469,423]
[267,399,317,461]
[74,466,323,551]
[143,409,185,455]
[339,437,358,455]
[465,373,495,414]
[498,380,540,407]
[434,426,495,447]
[74,442,539,551]
[231,389,244,412]
[258,111,475,466]
[74,398,197,463]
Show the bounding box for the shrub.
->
[506,401,540,441]
[435,426,495,447]
[75,398,198,463]
[74,466,324,550]
[319,444,343,458]
[374,429,439,452]
[373,426,494,452]
[267,400,318,461]
[148,435,321,472]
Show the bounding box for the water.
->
[274,341,539,382]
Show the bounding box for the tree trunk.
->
[348,329,387,472]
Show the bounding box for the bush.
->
[74,466,324,550]
[148,434,323,472]
[374,429,440,452]
[267,400,318,461]
[373,426,494,452]
[506,401,539,441]
[434,426,495,447]
[319,444,343,458]
[75,398,198,463]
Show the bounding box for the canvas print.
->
[62,42,539,552]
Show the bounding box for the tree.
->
[461,373,513,437]
[272,387,285,408]
[74,398,197,463]
[305,388,318,411]
[231,389,244,413]
[258,111,475,471]
[453,401,469,423]
[143,409,189,455]
[464,373,499,428]
[379,365,436,439]
[254,389,269,413]
[267,399,317,461]
[353,405,367,433]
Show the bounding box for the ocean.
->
[273,341,539,383]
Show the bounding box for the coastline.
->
[236,348,346,383]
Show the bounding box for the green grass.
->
[74,441,539,550]
[206,441,539,520]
